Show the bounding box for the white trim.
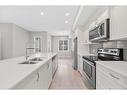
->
[58,39,69,52]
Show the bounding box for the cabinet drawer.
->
[97,64,127,89]
[96,68,123,89]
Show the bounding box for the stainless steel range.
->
[82,48,123,89]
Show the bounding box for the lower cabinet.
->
[52,55,58,77]
[78,54,83,75]
[12,72,38,89]
[12,60,52,89]
[37,60,52,89]
[96,64,127,89]
[96,68,120,89]
[12,54,58,89]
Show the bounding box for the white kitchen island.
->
[0,52,58,89]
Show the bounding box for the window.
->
[58,39,69,52]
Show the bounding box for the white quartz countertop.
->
[95,61,127,78]
[0,52,57,89]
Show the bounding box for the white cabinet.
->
[13,59,53,89]
[52,55,58,77]
[78,54,83,75]
[38,60,52,89]
[96,9,110,25]
[12,72,38,89]
[96,67,121,89]
[110,6,127,40]
[96,64,127,89]
[12,54,58,89]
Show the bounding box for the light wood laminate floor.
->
[49,58,88,89]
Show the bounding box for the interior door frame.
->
[33,36,42,53]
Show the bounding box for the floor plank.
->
[49,58,88,89]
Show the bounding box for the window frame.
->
[58,39,69,52]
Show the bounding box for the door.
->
[34,36,42,53]
[73,37,78,70]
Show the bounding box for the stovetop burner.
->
[82,48,123,63]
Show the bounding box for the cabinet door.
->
[78,55,83,75]
[38,61,52,89]
[96,68,116,89]
[12,72,38,89]
[96,66,124,89]
[55,55,58,71]
[110,7,127,40]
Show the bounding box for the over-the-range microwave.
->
[89,18,110,42]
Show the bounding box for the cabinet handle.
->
[37,72,39,81]
[109,73,120,80]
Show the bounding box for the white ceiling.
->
[0,6,79,32]
[75,6,109,29]
[76,6,100,26]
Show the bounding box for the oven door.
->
[83,59,96,89]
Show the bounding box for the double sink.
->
[19,57,46,64]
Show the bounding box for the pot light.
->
[65,13,70,16]
[40,12,44,16]
[65,20,68,24]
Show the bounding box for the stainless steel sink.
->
[30,57,43,61]
[19,57,45,64]
[19,61,38,64]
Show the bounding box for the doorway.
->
[34,36,42,53]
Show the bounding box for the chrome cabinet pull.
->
[109,73,120,80]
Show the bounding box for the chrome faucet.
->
[26,47,35,61]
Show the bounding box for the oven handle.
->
[83,59,95,67]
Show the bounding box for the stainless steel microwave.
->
[89,18,110,42]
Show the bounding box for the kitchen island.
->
[0,52,58,89]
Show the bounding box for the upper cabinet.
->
[110,7,127,40]
[89,9,110,30]
[88,7,127,41]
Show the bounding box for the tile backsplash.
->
[89,40,127,61]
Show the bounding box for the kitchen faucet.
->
[26,47,35,61]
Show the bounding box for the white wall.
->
[49,30,70,36]
[51,36,72,58]
[0,23,30,60]
[12,24,30,57]
[30,32,48,53]
[47,32,52,52]
[0,23,13,59]
[0,31,2,59]
[76,28,89,54]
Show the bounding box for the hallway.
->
[49,58,87,89]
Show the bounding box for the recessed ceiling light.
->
[65,20,68,24]
[40,12,44,16]
[65,13,70,16]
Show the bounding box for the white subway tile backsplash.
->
[89,40,127,61]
